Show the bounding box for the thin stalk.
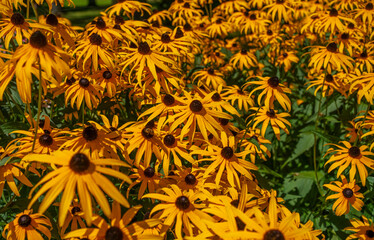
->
[31,59,43,153]
[313,75,326,196]
[238,106,261,149]
[27,0,30,19]
[31,1,39,20]
[81,100,85,125]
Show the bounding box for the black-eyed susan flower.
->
[63,202,161,240]
[251,107,291,140]
[324,175,364,216]
[0,30,70,103]
[239,128,271,163]
[214,0,248,15]
[126,165,161,200]
[106,0,152,18]
[74,33,115,72]
[124,120,166,167]
[324,141,374,186]
[168,91,232,142]
[0,162,33,199]
[355,49,374,73]
[170,167,217,192]
[159,130,197,176]
[306,73,347,97]
[229,10,270,35]
[345,215,374,239]
[221,85,254,113]
[276,51,299,72]
[313,8,355,34]
[194,132,257,187]
[24,150,132,226]
[59,199,86,236]
[0,11,47,49]
[2,210,52,240]
[308,42,354,74]
[65,76,103,110]
[193,68,226,90]
[229,49,258,70]
[91,67,120,98]
[355,2,374,25]
[245,76,291,112]
[262,0,294,22]
[206,17,231,38]
[143,184,214,239]
[120,41,175,83]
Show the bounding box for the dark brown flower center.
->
[46,14,58,26]
[184,23,192,31]
[250,14,256,20]
[329,8,338,17]
[183,2,190,8]
[366,230,374,238]
[163,134,175,147]
[266,109,276,118]
[163,94,175,106]
[66,77,76,85]
[268,76,280,88]
[366,3,373,10]
[145,120,155,129]
[342,188,353,198]
[175,28,184,38]
[282,53,288,57]
[152,21,160,28]
[221,146,234,159]
[71,206,81,215]
[325,74,334,82]
[360,51,368,58]
[185,173,197,185]
[207,68,215,75]
[241,49,247,55]
[103,71,112,79]
[105,226,123,240]
[11,13,25,25]
[231,199,239,207]
[39,119,45,128]
[18,214,32,227]
[216,19,222,24]
[212,92,221,101]
[341,33,349,40]
[219,118,229,126]
[39,134,53,146]
[79,78,90,88]
[161,33,171,43]
[264,229,285,240]
[144,167,155,178]
[142,127,154,139]
[237,89,244,95]
[83,125,98,141]
[115,15,124,25]
[96,17,106,29]
[69,153,90,173]
[276,0,285,4]
[348,146,360,157]
[189,100,203,112]
[138,42,151,55]
[175,196,190,210]
[90,33,102,45]
[30,31,47,49]
[267,29,273,35]
[347,23,355,29]
[327,42,337,52]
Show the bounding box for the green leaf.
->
[281,132,314,168]
[303,129,341,143]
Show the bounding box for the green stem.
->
[81,100,85,125]
[31,60,43,153]
[31,1,39,20]
[27,0,30,19]
[313,74,326,197]
[238,106,261,149]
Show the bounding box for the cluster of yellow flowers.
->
[0,0,374,239]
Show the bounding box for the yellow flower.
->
[229,49,258,70]
[245,76,291,112]
[251,107,291,140]
[143,184,214,239]
[324,141,374,186]
[345,215,374,240]
[126,165,161,200]
[324,175,364,216]
[65,77,103,110]
[0,162,33,199]
[308,42,354,74]
[24,150,132,226]
[2,210,52,240]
